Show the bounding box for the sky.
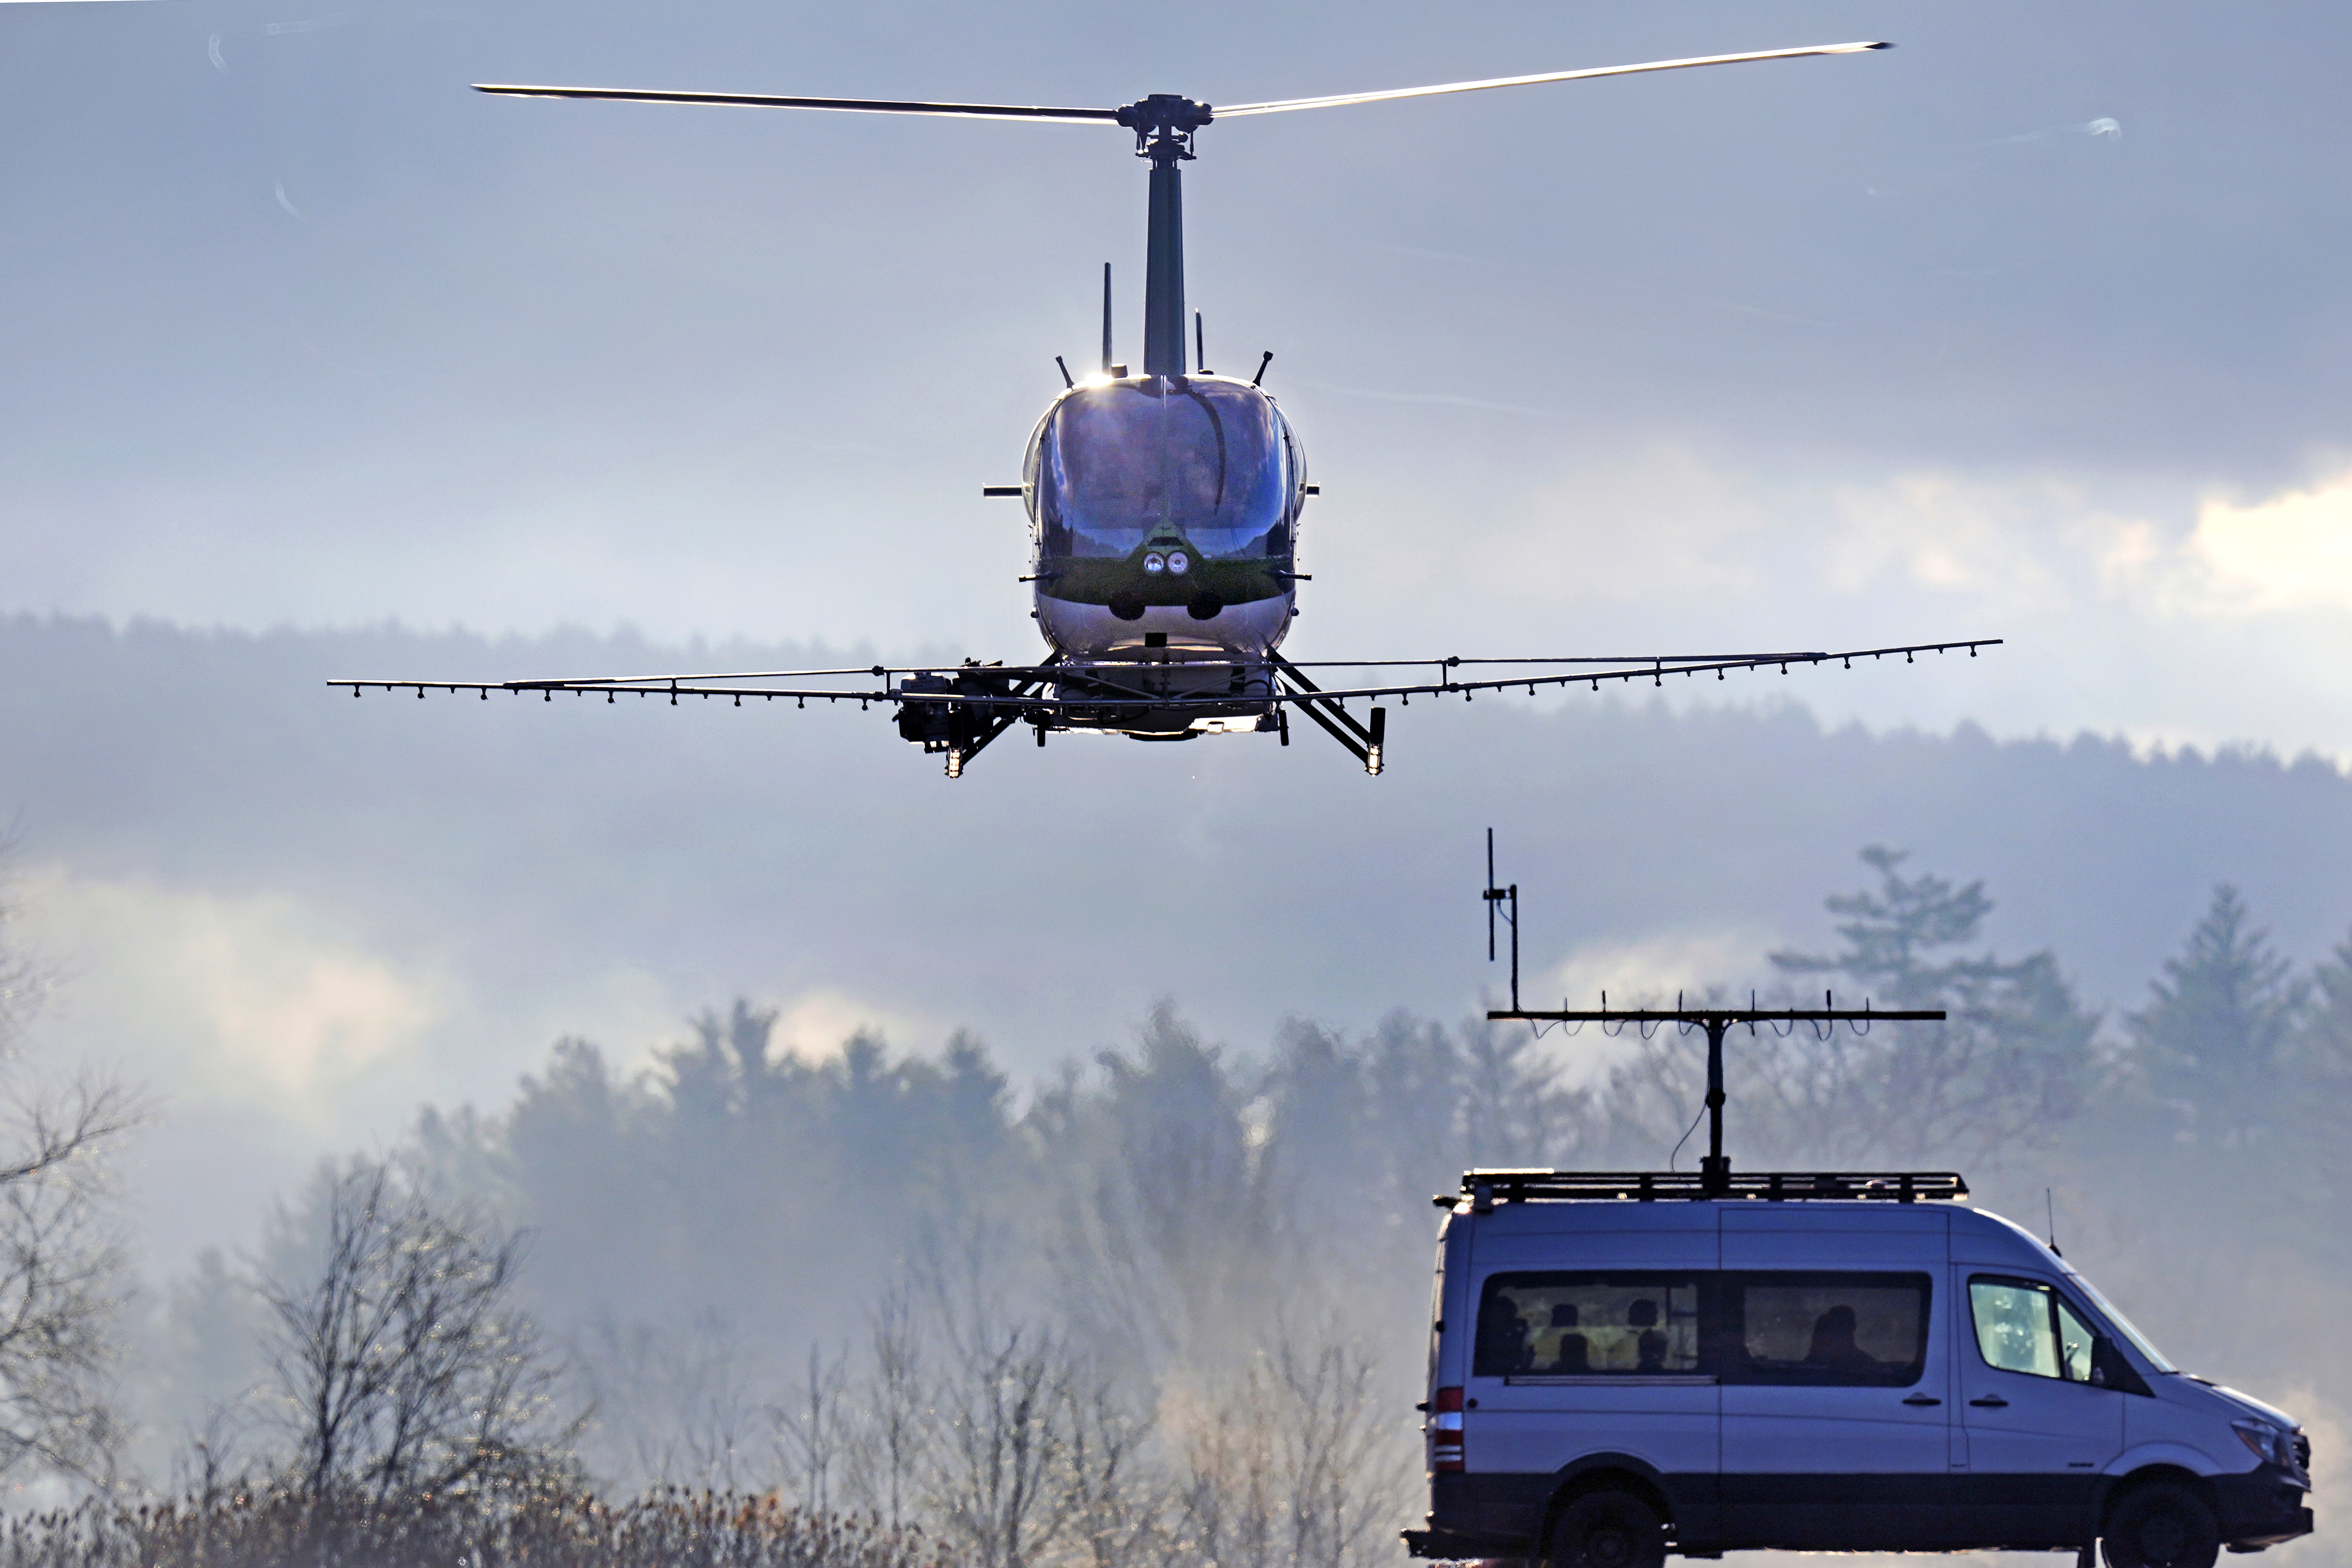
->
[2,0,2352,1271]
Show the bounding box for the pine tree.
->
[1772,846,1999,1009]
[2124,885,2306,1148]
[1746,846,2100,1167]
[2281,930,2352,1251]
[2299,929,2352,1094]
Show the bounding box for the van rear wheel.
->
[2102,1482,2220,1568]
[1547,1490,1666,1568]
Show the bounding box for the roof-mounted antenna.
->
[1482,828,1519,1013]
[1251,349,1273,387]
[1481,860,1951,1199]
[1100,263,1113,376]
[1195,310,1209,375]
[2046,1188,2062,1256]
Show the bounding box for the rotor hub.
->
[1116,94,1212,162]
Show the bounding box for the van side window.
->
[1472,1274,1702,1377]
[1969,1276,2099,1382]
[1720,1272,1931,1387]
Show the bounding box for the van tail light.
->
[1430,1386,1464,1473]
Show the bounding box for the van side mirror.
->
[2089,1336,2110,1386]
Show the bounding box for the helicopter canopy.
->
[1029,377,1300,560]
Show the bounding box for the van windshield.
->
[2068,1270,2176,1372]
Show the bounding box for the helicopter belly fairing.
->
[1036,589,1291,660]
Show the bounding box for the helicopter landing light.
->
[1166,551,1190,576]
[1143,553,1166,574]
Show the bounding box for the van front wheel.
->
[1547,1490,1666,1568]
[2102,1482,2220,1568]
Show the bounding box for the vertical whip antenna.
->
[1482,828,1519,1012]
[1100,262,1112,375]
[1486,829,1495,959]
[1195,310,1207,374]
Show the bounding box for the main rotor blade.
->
[1215,41,1889,118]
[472,84,1120,122]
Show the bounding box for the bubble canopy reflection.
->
[1027,376,1304,561]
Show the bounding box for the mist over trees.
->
[0,840,2348,1568]
[13,616,2352,1177]
[1586,848,2100,1172]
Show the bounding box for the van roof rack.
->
[1448,1169,1969,1205]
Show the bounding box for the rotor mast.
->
[1118,95,1211,378]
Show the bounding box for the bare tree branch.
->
[257,1161,579,1499]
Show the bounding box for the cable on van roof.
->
[1443,1169,1970,1205]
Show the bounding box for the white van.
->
[1406,1170,2313,1568]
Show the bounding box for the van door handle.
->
[1969,1395,2010,1408]
[1902,1394,1942,1406]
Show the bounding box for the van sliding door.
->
[1718,1209,1955,1550]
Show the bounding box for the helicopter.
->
[335,41,2000,776]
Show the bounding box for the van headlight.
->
[2234,1418,2296,1471]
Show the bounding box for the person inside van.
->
[1548,1303,1590,1373]
[1628,1299,1668,1372]
[1475,1294,1530,1374]
[1803,1303,1879,1368]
